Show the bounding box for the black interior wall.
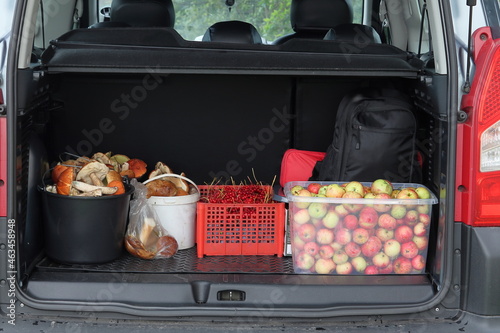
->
[44,73,418,184]
[47,73,293,184]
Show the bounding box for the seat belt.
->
[73,0,83,29]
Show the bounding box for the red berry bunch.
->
[203,185,272,204]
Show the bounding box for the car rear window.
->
[98,0,364,43]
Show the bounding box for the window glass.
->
[97,0,363,43]
[0,0,15,38]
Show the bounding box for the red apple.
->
[419,213,431,226]
[316,228,334,245]
[364,265,379,275]
[331,242,343,251]
[344,241,361,258]
[343,214,359,230]
[334,204,349,217]
[319,244,335,259]
[404,210,419,226]
[378,262,394,274]
[372,252,391,268]
[364,192,376,199]
[413,222,427,237]
[352,227,370,245]
[297,223,316,243]
[333,250,349,265]
[303,241,320,256]
[325,184,346,198]
[361,236,382,258]
[395,225,414,243]
[375,228,394,242]
[373,193,392,213]
[295,251,316,270]
[358,206,379,229]
[292,234,306,251]
[335,262,353,275]
[378,213,397,230]
[371,179,393,195]
[307,183,322,194]
[293,208,310,224]
[294,189,312,209]
[342,191,364,213]
[393,256,413,274]
[335,227,352,245]
[314,258,336,274]
[396,188,419,199]
[412,235,429,251]
[411,254,426,271]
[400,241,419,259]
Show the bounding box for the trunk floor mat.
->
[36,246,294,274]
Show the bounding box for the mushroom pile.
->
[145,162,194,198]
[46,152,147,197]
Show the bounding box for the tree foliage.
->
[174,0,292,42]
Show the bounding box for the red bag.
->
[279,149,326,187]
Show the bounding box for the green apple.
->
[344,181,365,196]
[325,184,345,198]
[370,179,393,195]
[308,202,328,219]
[415,187,431,199]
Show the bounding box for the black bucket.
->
[39,185,134,264]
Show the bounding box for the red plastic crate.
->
[196,185,285,258]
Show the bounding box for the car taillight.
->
[459,27,500,227]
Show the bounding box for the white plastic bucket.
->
[143,174,200,250]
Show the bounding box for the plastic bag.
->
[124,179,178,259]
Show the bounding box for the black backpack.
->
[313,87,421,183]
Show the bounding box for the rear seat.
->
[324,24,382,44]
[89,0,175,28]
[202,21,262,44]
[273,0,352,44]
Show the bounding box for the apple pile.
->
[288,179,433,275]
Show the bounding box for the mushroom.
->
[124,236,156,260]
[120,169,136,179]
[72,180,118,195]
[127,159,148,178]
[148,161,174,179]
[105,170,122,184]
[91,152,112,165]
[74,189,103,197]
[56,167,76,195]
[51,164,69,184]
[76,161,109,186]
[163,172,190,193]
[145,179,178,198]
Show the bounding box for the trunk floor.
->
[36,246,294,274]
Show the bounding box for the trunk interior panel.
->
[14,36,449,315]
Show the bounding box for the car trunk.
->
[11,27,452,318]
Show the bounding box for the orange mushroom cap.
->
[127,159,147,178]
[56,167,75,195]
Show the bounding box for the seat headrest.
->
[110,0,175,27]
[325,24,382,44]
[202,21,262,44]
[291,0,353,32]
